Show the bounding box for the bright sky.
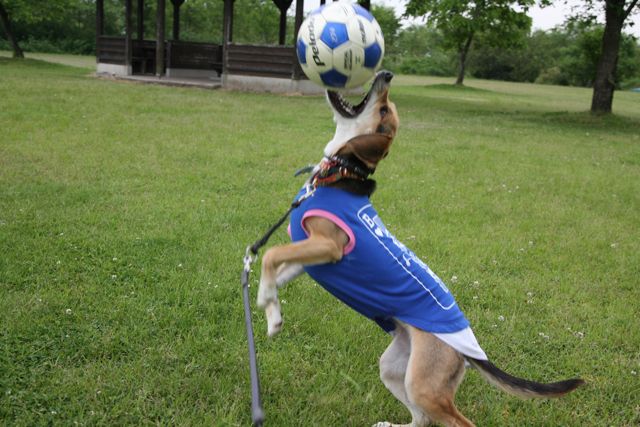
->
[371,0,640,37]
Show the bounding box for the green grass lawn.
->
[1,57,639,426]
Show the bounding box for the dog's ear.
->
[339,134,393,169]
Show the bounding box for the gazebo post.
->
[273,0,293,46]
[171,0,185,41]
[137,0,144,40]
[125,0,133,74]
[156,0,166,76]
[278,10,287,45]
[292,0,304,79]
[222,0,235,75]
[96,0,104,63]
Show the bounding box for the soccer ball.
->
[296,1,385,90]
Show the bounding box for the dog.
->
[257,70,584,427]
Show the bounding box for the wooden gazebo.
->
[95,0,370,93]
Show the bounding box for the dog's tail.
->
[465,357,585,399]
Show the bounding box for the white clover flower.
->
[451,276,458,283]
[65,309,72,315]
[498,315,505,322]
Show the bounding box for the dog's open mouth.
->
[327,91,370,119]
[327,71,393,119]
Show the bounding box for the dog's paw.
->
[372,423,392,427]
[266,302,283,337]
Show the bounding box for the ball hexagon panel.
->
[332,43,365,76]
[364,42,382,68]
[320,22,350,50]
[346,15,377,48]
[348,66,375,88]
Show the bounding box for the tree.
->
[575,0,640,113]
[0,1,23,58]
[405,0,533,85]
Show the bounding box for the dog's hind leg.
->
[376,322,431,427]
[404,326,475,427]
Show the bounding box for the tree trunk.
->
[455,33,473,85]
[590,0,625,114]
[0,1,24,58]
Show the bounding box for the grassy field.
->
[1,57,639,426]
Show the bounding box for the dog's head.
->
[324,70,399,171]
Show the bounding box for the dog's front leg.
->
[276,262,305,288]
[257,262,304,336]
[258,225,345,336]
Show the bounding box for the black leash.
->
[240,187,314,427]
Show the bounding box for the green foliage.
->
[404,0,533,83]
[555,24,639,88]
[384,24,456,76]
[233,0,283,44]
[1,57,640,425]
[465,24,640,88]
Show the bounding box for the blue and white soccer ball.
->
[296,1,385,90]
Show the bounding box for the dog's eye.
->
[379,106,389,117]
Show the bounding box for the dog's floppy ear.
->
[339,134,393,169]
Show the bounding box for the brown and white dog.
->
[257,71,584,427]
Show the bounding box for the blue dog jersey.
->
[289,186,471,335]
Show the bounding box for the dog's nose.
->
[383,71,394,83]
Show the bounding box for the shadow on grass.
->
[0,57,82,74]
[398,88,640,137]
[528,111,640,136]
[423,83,495,94]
